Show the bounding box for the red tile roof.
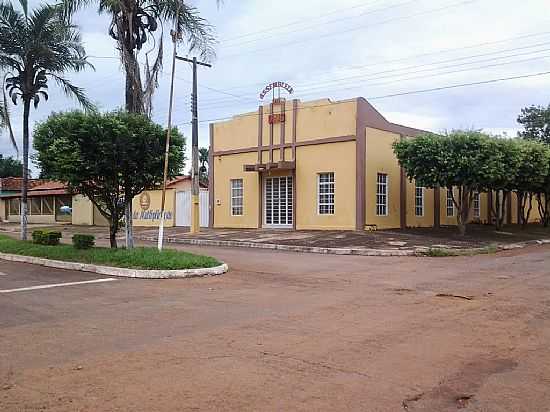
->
[0,180,69,198]
[29,181,67,191]
[0,177,47,191]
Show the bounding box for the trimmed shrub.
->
[72,234,95,250]
[32,230,62,246]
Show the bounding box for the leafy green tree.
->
[0,153,22,177]
[394,130,501,235]
[518,104,550,145]
[0,0,93,240]
[517,104,550,227]
[483,138,522,231]
[199,146,209,183]
[34,110,186,248]
[536,171,550,227]
[514,140,550,228]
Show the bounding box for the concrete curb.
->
[135,236,550,257]
[0,252,228,279]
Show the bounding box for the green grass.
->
[421,245,498,257]
[0,234,220,270]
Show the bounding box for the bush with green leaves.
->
[33,110,186,248]
[394,130,550,234]
[32,230,62,246]
[72,234,95,249]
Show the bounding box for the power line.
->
[219,0,386,43]
[221,0,416,48]
[279,49,550,96]
[187,70,550,124]
[86,29,550,106]
[219,0,477,59]
[197,47,550,110]
[368,70,550,100]
[196,31,550,105]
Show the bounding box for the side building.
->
[208,97,513,230]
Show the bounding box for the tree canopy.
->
[394,130,550,234]
[518,104,550,145]
[33,110,186,247]
[0,154,22,177]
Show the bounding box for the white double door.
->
[264,176,293,228]
[176,190,209,227]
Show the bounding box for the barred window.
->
[446,188,455,217]
[30,198,42,215]
[42,196,54,215]
[318,173,335,215]
[415,184,424,217]
[231,179,243,216]
[376,173,388,216]
[473,192,480,218]
[8,198,20,216]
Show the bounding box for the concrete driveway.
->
[1,243,550,411]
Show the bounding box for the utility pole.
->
[157,28,180,251]
[176,56,211,234]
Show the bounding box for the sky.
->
[1,0,550,176]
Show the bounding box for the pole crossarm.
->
[175,56,212,68]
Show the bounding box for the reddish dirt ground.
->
[1,243,550,411]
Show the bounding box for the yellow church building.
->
[208,95,523,231]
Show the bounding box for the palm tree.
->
[0,0,94,240]
[64,0,216,116]
[199,146,208,183]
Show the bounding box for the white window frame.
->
[446,188,455,217]
[376,173,388,216]
[318,172,335,215]
[230,179,243,216]
[415,184,424,217]
[473,191,480,218]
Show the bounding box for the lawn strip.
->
[0,234,220,270]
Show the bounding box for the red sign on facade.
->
[268,113,286,124]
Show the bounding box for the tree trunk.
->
[451,185,473,236]
[121,39,144,114]
[537,193,550,227]
[125,200,134,249]
[492,190,508,231]
[20,98,31,241]
[109,221,118,249]
[518,192,533,229]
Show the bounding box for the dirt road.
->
[1,244,549,411]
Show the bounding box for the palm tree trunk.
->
[20,98,31,240]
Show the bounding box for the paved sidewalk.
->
[4,223,549,253]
